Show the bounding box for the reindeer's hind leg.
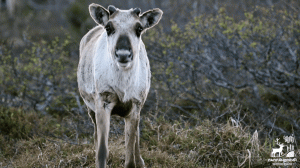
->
[88,108,97,149]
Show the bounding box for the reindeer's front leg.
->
[124,104,144,168]
[134,118,145,168]
[95,93,115,168]
[88,108,97,149]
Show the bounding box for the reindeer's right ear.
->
[89,3,109,26]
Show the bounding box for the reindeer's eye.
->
[105,22,115,36]
[136,24,143,37]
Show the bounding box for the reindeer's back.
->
[80,26,104,55]
[78,26,105,111]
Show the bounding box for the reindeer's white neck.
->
[112,61,140,102]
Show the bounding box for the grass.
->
[140,117,270,167]
[0,107,274,168]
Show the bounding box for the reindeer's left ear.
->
[140,8,163,29]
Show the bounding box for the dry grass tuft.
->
[140,117,270,167]
[0,108,271,167]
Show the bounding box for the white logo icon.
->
[270,135,295,158]
[284,134,295,157]
[268,134,297,166]
[271,141,285,157]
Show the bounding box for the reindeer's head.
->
[89,3,163,70]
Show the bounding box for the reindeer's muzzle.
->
[115,35,133,67]
[115,49,132,63]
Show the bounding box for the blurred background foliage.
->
[0,0,300,167]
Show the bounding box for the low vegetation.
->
[1,107,273,167]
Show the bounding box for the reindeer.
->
[271,143,285,157]
[77,3,163,168]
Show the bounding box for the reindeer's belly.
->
[111,98,133,117]
[99,91,134,117]
[79,87,134,117]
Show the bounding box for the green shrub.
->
[145,5,300,138]
[0,34,80,116]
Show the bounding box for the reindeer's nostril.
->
[116,50,131,60]
[115,50,132,64]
